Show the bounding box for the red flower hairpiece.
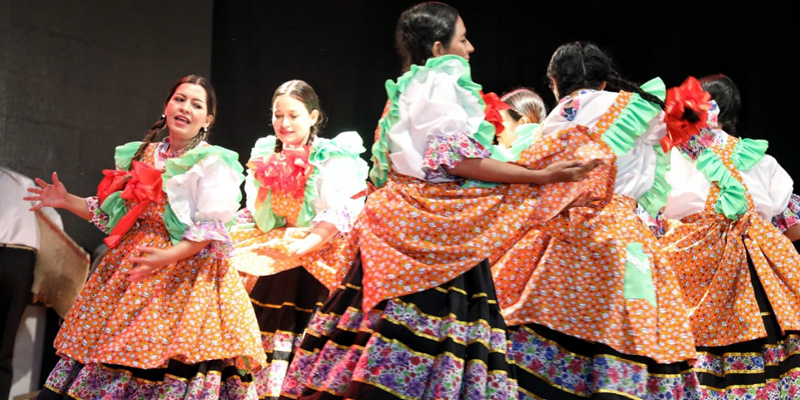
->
[481,91,511,136]
[661,76,712,152]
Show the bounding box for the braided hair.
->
[546,42,666,110]
[395,2,459,72]
[699,74,741,136]
[131,75,217,166]
[271,80,326,154]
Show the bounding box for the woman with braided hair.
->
[493,41,701,399]
[27,75,265,399]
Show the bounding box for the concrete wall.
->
[0,0,214,251]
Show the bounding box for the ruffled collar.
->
[248,145,314,201]
[156,137,189,160]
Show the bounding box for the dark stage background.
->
[211,0,797,186]
[1,0,796,253]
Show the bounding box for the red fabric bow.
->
[248,145,314,206]
[97,161,164,247]
[661,76,712,152]
[481,91,511,136]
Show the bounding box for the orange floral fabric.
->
[356,123,613,312]
[493,91,696,363]
[661,137,800,347]
[230,173,357,291]
[54,145,265,371]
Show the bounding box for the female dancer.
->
[661,74,800,398]
[229,79,368,399]
[494,42,701,399]
[280,3,603,399]
[27,75,265,399]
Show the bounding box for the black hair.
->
[271,79,326,153]
[131,75,216,165]
[546,42,665,110]
[699,74,741,136]
[395,2,460,72]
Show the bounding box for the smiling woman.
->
[26,75,266,400]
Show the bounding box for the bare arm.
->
[447,158,600,184]
[24,172,91,220]
[784,223,800,242]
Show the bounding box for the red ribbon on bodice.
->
[97,160,164,247]
[248,145,314,207]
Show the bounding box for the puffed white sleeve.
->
[387,66,490,182]
[743,154,794,220]
[165,153,244,259]
[310,155,369,233]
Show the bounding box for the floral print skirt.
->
[508,323,700,400]
[37,357,257,400]
[279,255,517,399]
[246,267,329,399]
[691,258,800,400]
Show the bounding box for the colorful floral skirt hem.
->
[691,259,800,399]
[37,356,258,400]
[279,256,517,399]
[248,267,330,399]
[508,323,701,400]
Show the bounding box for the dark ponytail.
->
[547,41,665,110]
[395,2,460,72]
[698,74,740,135]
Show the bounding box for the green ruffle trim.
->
[114,141,142,170]
[369,55,492,188]
[251,133,366,232]
[696,148,748,220]
[98,192,127,233]
[731,138,768,172]
[638,145,671,217]
[600,78,666,157]
[464,123,540,189]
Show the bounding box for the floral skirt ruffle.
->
[691,260,800,399]
[508,323,701,400]
[279,256,517,399]
[248,267,330,399]
[37,357,257,400]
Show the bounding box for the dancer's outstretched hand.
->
[25,172,70,211]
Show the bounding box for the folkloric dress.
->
[661,101,800,398]
[279,55,609,400]
[229,132,368,399]
[493,79,701,399]
[38,140,266,400]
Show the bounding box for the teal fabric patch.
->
[623,242,657,307]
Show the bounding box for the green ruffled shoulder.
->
[162,145,244,183]
[162,145,245,242]
[731,138,768,172]
[369,55,492,187]
[601,78,666,157]
[250,135,278,160]
[638,145,671,217]
[696,147,748,220]
[114,141,143,170]
[296,132,367,226]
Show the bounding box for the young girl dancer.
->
[229,79,368,399]
[28,75,265,399]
